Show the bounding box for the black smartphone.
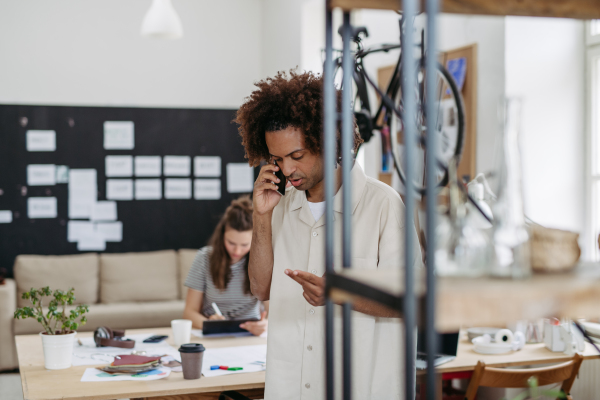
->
[273,161,286,196]
[142,335,168,343]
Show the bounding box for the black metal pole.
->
[401,0,417,398]
[324,5,336,400]
[341,11,353,400]
[425,0,440,398]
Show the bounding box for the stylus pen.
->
[211,302,223,317]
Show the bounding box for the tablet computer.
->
[202,319,259,336]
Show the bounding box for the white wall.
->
[0,0,263,108]
[262,0,303,78]
[505,17,585,235]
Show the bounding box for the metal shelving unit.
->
[322,1,600,399]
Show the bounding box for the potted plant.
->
[13,287,89,370]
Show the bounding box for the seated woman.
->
[183,197,267,336]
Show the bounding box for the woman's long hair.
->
[208,196,253,294]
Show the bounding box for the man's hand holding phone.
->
[253,162,286,215]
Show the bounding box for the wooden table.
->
[15,327,267,400]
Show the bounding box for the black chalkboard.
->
[0,104,254,278]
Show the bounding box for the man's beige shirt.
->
[264,164,422,400]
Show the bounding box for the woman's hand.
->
[239,311,268,336]
[208,314,226,321]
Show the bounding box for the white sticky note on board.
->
[106,179,133,200]
[104,121,134,150]
[69,169,97,219]
[77,237,106,251]
[194,179,221,200]
[69,200,94,220]
[165,179,192,199]
[68,221,94,242]
[91,201,117,221]
[56,166,69,183]
[135,156,161,177]
[164,156,191,176]
[27,164,56,186]
[194,156,221,177]
[226,163,254,193]
[0,210,13,223]
[26,130,56,152]
[105,156,133,177]
[135,179,162,200]
[28,197,57,219]
[96,222,123,242]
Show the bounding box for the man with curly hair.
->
[235,71,421,399]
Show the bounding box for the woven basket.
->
[531,225,580,273]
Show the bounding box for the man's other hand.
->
[285,269,325,307]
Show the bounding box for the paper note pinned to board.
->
[105,156,133,177]
[165,179,192,199]
[28,197,57,219]
[135,156,161,177]
[69,169,97,219]
[56,166,69,183]
[226,164,254,193]
[194,179,221,200]
[194,156,221,177]
[91,201,117,221]
[164,156,191,176]
[104,121,134,150]
[106,179,133,200]
[0,211,13,223]
[95,222,122,242]
[27,164,56,186]
[68,221,95,243]
[77,237,106,251]
[135,179,162,200]
[26,130,56,152]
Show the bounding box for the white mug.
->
[171,319,192,347]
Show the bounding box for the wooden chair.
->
[465,353,584,400]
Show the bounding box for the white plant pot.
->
[39,331,76,370]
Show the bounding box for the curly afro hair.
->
[234,70,363,167]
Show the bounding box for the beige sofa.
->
[0,249,197,371]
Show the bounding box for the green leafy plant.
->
[502,377,566,400]
[13,287,89,335]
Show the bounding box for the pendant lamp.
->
[141,0,183,39]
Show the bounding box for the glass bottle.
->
[490,98,531,279]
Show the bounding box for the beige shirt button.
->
[305,383,311,389]
[309,309,315,315]
[311,269,317,274]
[312,231,317,237]
[307,345,313,351]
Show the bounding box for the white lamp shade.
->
[141,0,183,39]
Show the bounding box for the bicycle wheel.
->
[388,61,465,193]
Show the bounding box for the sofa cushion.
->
[14,253,99,308]
[100,250,178,304]
[178,249,198,300]
[14,300,185,334]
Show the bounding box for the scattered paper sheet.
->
[226,163,254,193]
[106,179,133,200]
[68,221,95,243]
[77,237,106,251]
[26,130,56,152]
[103,121,134,150]
[0,211,12,223]
[191,329,203,338]
[105,156,133,177]
[202,345,267,377]
[194,156,221,177]
[95,222,123,242]
[165,179,192,199]
[56,166,69,183]
[69,169,97,219]
[73,334,180,366]
[135,179,162,200]
[194,179,221,200]
[80,366,170,382]
[27,197,57,219]
[91,201,117,221]
[164,156,191,176]
[135,156,161,177]
[27,164,56,186]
